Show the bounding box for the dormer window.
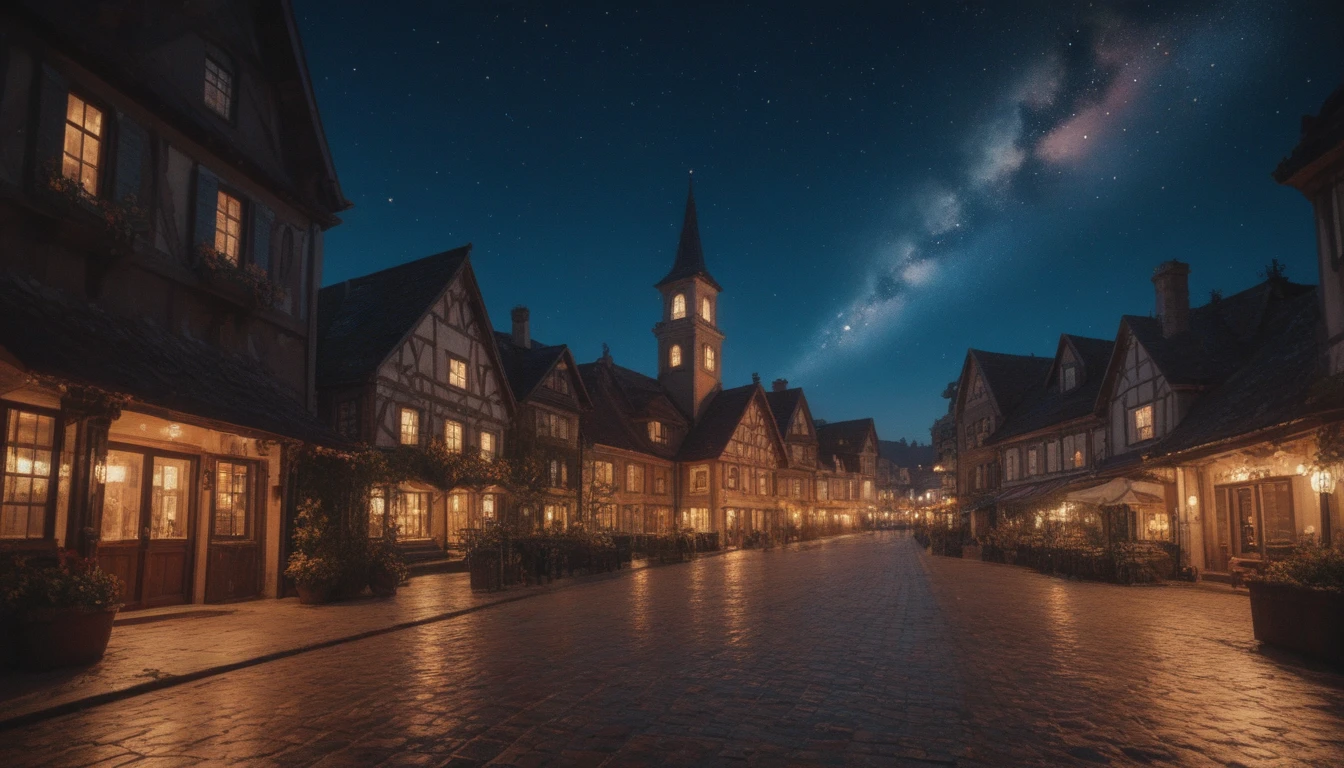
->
[703,345,715,372]
[647,420,666,445]
[669,344,682,368]
[1129,404,1155,444]
[204,56,234,119]
[545,364,570,394]
[700,296,713,323]
[671,293,686,320]
[1062,365,1077,392]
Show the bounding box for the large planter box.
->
[1248,581,1344,666]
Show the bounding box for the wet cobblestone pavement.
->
[3,532,1342,767]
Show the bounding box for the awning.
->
[1065,478,1166,507]
[997,478,1076,505]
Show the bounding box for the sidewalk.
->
[0,558,672,730]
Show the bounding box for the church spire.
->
[655,173,722,291]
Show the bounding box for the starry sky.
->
[296,0,1344,444]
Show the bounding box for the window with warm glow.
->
[448,357,468,389]
[690,465,709,493]
[1,408,56,539]
[817,479,828,500]
[396,492,429,539]
[591,460,614,486]
[757,473,769,495]
[214,190,243,263]
[727,466,739,489]
[62,94,103,195]
[444,420,463,452]
[368,489,387,538]
[482,494,496,519]
[1130,404,1155,443]
[203,56,233,118]
[213,460,250,538]
[626,463,644,493]
[398,408,419,446]
[480,431,496,460]
[647,420,666,444]
[671,293,686,319]
[700,296,713,323]
[654,474,667,494]
[100,450,143,542]
[669,344,682,368]
[703,345,715,371]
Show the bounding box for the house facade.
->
[0,0,348,609]
[315,246,514,552]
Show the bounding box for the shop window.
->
[150,458,191,539]
[213,461,251,538]
[101,450,144,542]
[682,507,710,532]
[62,94,103,194]
[396,491,429,539]
[2,408,57,539]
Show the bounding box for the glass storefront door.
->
[97,449,196,609]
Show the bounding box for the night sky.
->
[296,1,1344,443]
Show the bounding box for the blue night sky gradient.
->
[296,1,1344,443]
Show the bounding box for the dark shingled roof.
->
[970,350,1053,415]
[655,180,722,292]
[878,440,935,468]
[1274,80,1344,185]
[817,418,877,472]
[678,384,765,461]
[493,331,591,409]
[764,388,804,438]
[0,273,340,445]
[1120,278,1315,389]
[577,360,682,459]
[316,246,471,388]
[988,335,1114,444]
[1152,288,1327,457]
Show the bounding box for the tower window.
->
[700,296,713,323]
[703,345,715,372]
[669,344,682,368]
[671,294,686,320]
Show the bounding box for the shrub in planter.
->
[368,535,409,598]
[1248,546,1344,665]
[285,500,340,604]
[0,551,123,670]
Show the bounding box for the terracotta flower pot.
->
[296,581,334,605]
[19,605,119,671]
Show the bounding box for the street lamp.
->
[1311,467,1335,546]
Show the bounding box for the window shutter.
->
[192,166,218,251]
[34,64,69,185]
[113,113,147,205]
[251,201,274,273]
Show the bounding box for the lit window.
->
[727,466,739,489]
[690,465,709,493]
[655,475,667,494]
[213,461,250,538]
[448,357,468,389]
[700,296,713,323]
[214,190,243,264]
[669,344,682,368]
[647,421,666,444]
[2,408,56,539]
[757,474,768,495]
[444,420,462,453]
[398,408,419,446]
[482,494,495,519]
[1130,404,1155,443]
[791,416,808,436]
[480,431,496,460]
[671,293,686,319]
[703,345,715,372]
[591,460,614,485]
[396,492,429,539]
[204,56,233,118]
[368,489,387,538]
[626,463,644,493]
[62,94,103,194]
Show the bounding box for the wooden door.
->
[98,449,147,609]
[205,459,263,604]
[140,456,194,607]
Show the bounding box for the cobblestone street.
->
[3,533,1342,767]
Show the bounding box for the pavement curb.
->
[0,554,705,732]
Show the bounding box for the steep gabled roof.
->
[817,418,878,472]
[988,335,1114,444]
[655,178,722,292]
[578,359,685,459]
[316,246,472,389]
[678,384,787,463]
[1152,288,1330,457]
[764,387,805,438]
[958,349,1053,419]
[0,273,340,445]
[493,332,592,409]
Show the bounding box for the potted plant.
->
[368,532,409,598]
[285,499,340,604]
[1247,545,1344,665]
[0,551,123,670]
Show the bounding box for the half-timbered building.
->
[815,419,880,531]
[0,0,348,608]
[316,246,514,555]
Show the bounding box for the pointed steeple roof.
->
[655,175,722,291]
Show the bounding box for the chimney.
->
[1152,260,1191,338]
[510,306,530,348]
[772,378,788,392]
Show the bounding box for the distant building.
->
[0,0,348,608]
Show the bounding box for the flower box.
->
[1248,581,1344,666]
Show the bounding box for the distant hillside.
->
[878,439,935,468]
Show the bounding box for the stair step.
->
[408,557,466,575]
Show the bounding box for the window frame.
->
[210,458,255,541]
[397,407,420,447]
[479,430,497,460]
[335,399,360,440]
[669,344,683,369]
[700,296,713,323]
[443,420,463,453]
[671,293,687,320]
[203,54,235,121]
[690,465,710,494]
[1,403,64,541]
[703,344,715,372]
[1129,403,1156,445]
[214,187,246,265]
[447,355,469,390]
[626,462,644,493]
[61,91,106,197]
